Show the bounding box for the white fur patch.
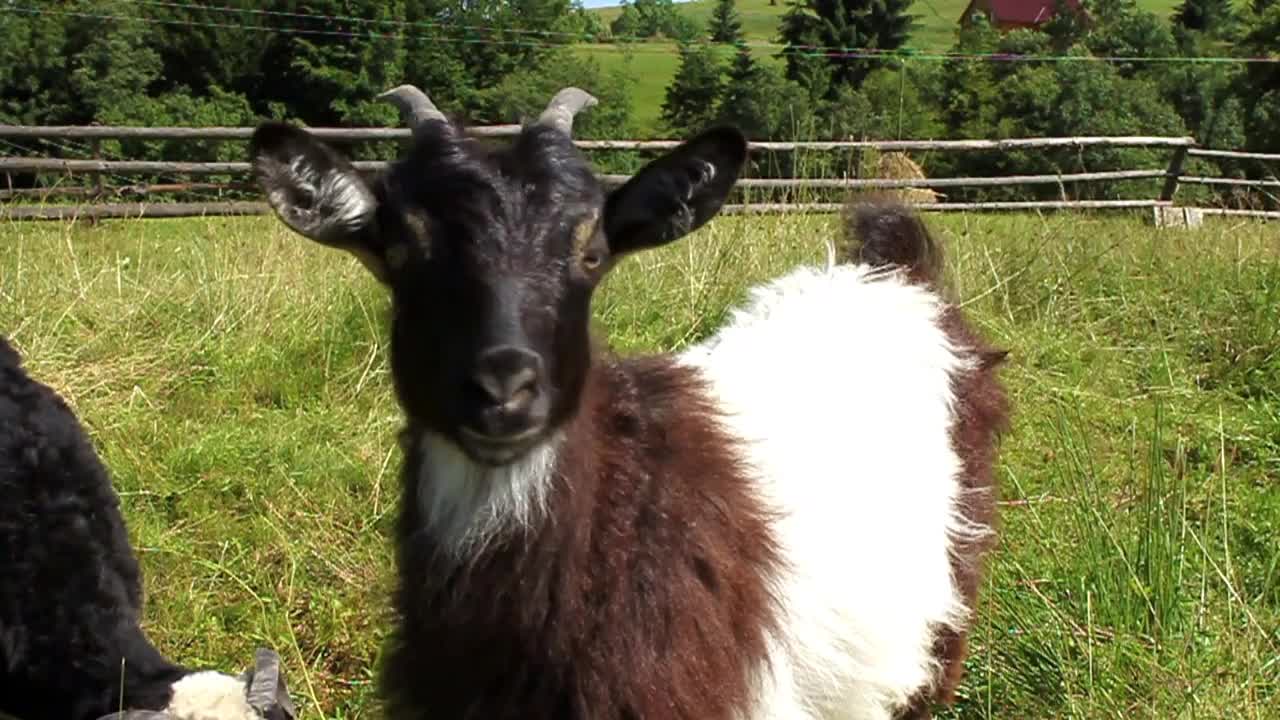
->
[416,432,561,561]
[164,671,256,720]
[255,155,374,240]
[316,169,376,234]
[679,263,985,719]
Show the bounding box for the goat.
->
[0,338,294,720]
[250,85,1010,720]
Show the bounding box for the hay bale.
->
[875,152,939,205]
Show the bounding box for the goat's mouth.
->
[457,425,545,466]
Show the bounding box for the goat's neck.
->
[402,353,640,565]
[408,428,562,563]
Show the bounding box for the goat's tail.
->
[840,195,944,287]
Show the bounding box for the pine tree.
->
[251,0,409,125]
[1043,0,1088,52]
[661,42,725,134]
[403,0,475,116]
[708,0,744,43]
[1174,0,1236,34]
[778,0,916,97]
[718,43,760,127]
[716,42,809,138]
[138,0,262,99]
[611,3,641,38]
[0,9,77,124]
[726,42,758,86]
[68,15,163,120]
[1241,2,1280,101]
[777,3,831,102]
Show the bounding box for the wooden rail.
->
[0,125,1197,152]
[1187,148,1280,162]
[715,170,1169,190]
[582,136,1199,152]
[0,158,386,175]
[723,200,1173,214]
[0,125,522,140]
[2,125,1276,223]
[2,161,1170,189]
[1198,208,1280,219]
[0,182,251,201]
[1179,176,1280,188]
[1,199,1180,222]
[2,202,268,221]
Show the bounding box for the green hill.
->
[584,0,1189,136]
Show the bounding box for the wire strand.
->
[108,0,603,43]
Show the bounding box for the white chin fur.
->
[164,671,256,720]
[417,431,561,561]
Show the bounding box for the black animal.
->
[0,337,293,720]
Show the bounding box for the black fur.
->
[377,123,607,459]
[0,336,187,720]
[845,199,1010,371]
[251,120,747,467]
[251,115,754,719]
[844,197,945,287]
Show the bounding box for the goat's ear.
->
[250,122,388,281]
[603,126,747,257]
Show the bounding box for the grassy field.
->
[582,0,1189,135]
[1,210,1279,718]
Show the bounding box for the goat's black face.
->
[379,126,608,464]
[251,110,747,466]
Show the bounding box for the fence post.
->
[89,120,105,200]
[1160,145,1189,202]
[1152,145,1200,228]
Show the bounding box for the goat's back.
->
[679,211,1007,717]
[0,337,184,720]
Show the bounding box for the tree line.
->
[0,0,635,159]
[658,0,1278,202]
[1,0,1277,204]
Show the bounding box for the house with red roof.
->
[959,0,1089,31]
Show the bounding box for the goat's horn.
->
[378,84,446,129]
[537,87,598,135]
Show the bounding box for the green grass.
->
[581,0,1199,135]
[2,211,1279,718]
[574,43,682,132]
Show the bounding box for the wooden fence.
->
[2,125,1278,223]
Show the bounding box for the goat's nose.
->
[471,346,542,412]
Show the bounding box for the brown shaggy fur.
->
[845,200,1011,719]
[381,354,782,720]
